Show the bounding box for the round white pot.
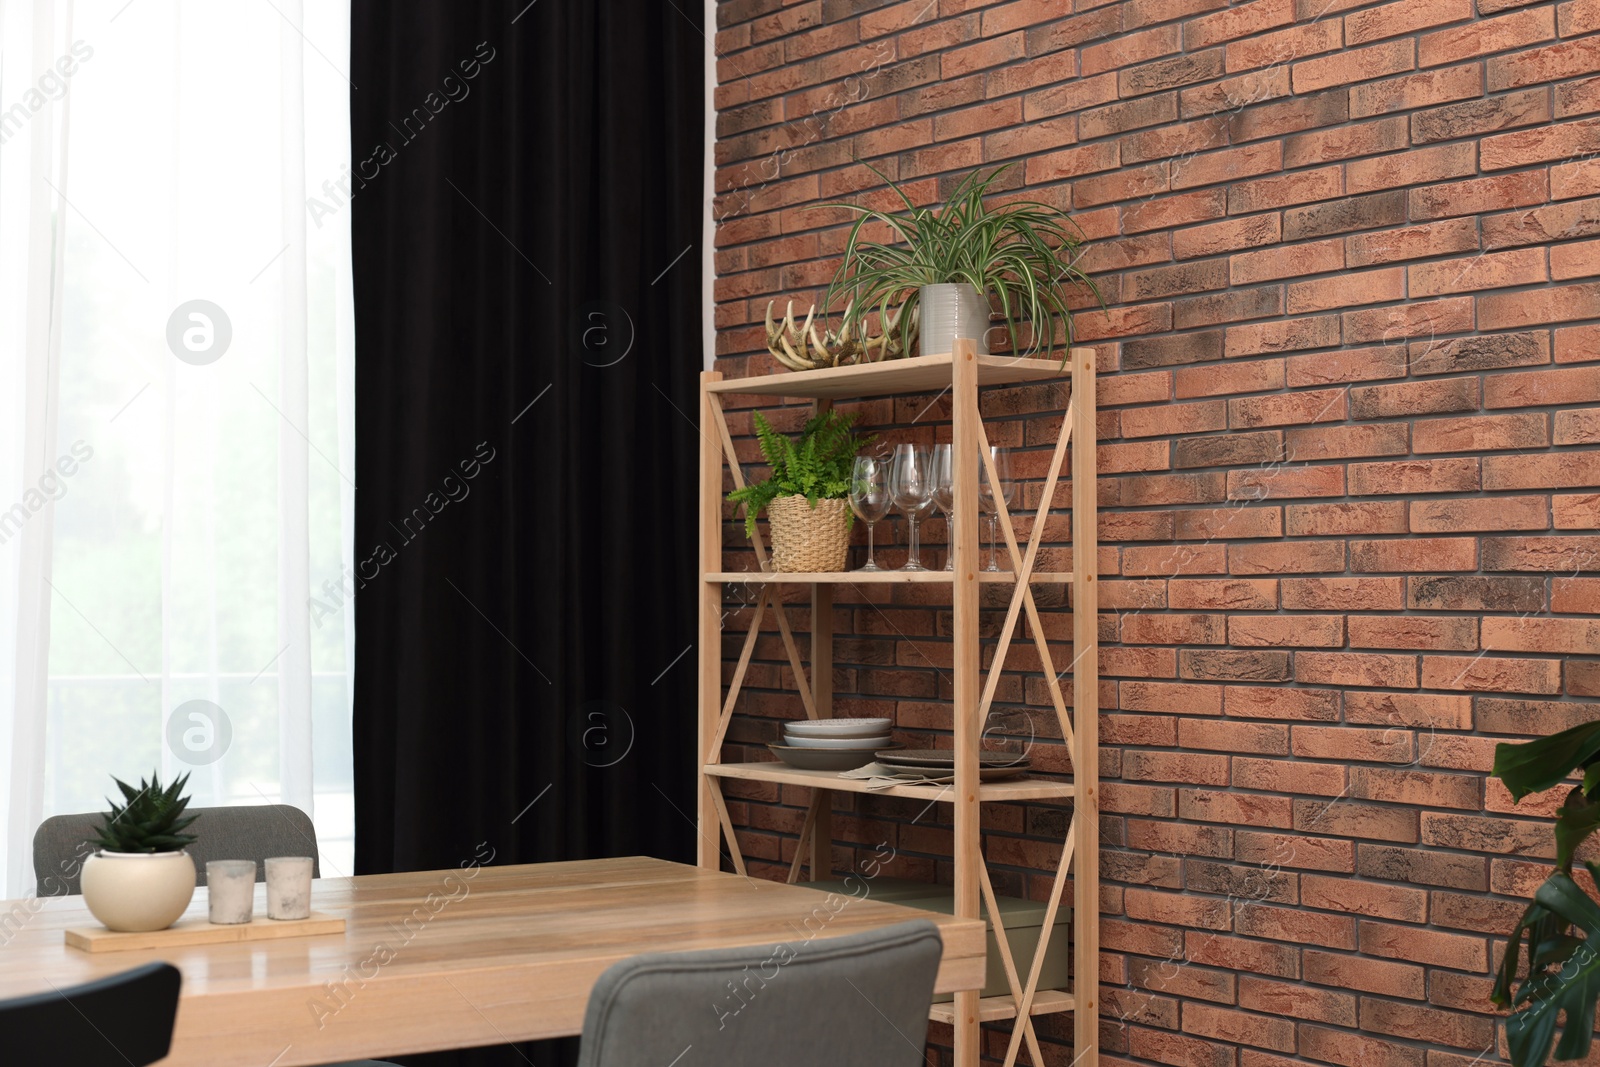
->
[81,850,197,932]
[919,283,990,357]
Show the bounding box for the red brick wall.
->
[710,0,1600,1063]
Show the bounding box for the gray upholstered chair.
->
[33,806,392,1067]
[576,919,943,1067]
[33,803,322,896]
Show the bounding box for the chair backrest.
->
[2,962,181,1066]
[34,804,320,896]
[576,919,942,1067]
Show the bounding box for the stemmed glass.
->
[849,456,891,572]
[931,444,955,571]
[889,445,933,571]
[977,446,1015,572]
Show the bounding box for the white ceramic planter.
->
[81,850,197,932]
[919,283,990,357]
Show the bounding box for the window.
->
[1,0,355,893]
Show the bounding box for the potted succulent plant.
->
[727,410,873,572]
[81,771,201,932]
[822,162,1101,362]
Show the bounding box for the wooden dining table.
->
[0,855,988,1065]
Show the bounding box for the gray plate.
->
[766,744,883,772]
[782,734,893,750]
[874,748,1030,769]
[871,762,1031,782]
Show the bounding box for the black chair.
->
[576,919,943,1067]
[4,962,181,1066]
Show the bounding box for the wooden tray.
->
[65,911,345,953]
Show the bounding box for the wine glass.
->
[931,444,955,571]
[977,446,1014,572]
[849,456,891,572]
[999,478,1019,570]
[889,445,933,571]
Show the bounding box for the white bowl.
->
[783,734,892,750]
[783,718,892,739]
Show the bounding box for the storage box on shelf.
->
[696,341,1099,1067]
[798,878,1074,1006]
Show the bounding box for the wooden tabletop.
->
[0,856,988,1066]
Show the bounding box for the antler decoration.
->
[764,299,919,371]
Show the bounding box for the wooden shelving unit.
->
[697,340,1099,1067]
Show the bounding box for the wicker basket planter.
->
[767,494,850,572]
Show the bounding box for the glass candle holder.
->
[206,860,257,924]
[264,856,314,920]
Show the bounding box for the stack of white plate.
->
[768,718,893,771]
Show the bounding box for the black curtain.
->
[349,3,703,1063]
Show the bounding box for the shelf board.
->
[706,570,1073,584]
[928,989,1076,1024]
[706,352,1076,400]
[705,761,1075,803]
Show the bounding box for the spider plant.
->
[820,162,1102,363]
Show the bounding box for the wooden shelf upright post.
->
[950,340,983,1067]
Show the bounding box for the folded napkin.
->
[838,762,956,791]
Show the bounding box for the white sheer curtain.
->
[0,0,356,896]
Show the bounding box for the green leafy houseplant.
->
[1491,721,1600,1065]
[91,771,200,853]
[726,410,873,538]
[822,161,1102,362]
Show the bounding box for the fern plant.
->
[726,410,874,537]
[90,771,200,854]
